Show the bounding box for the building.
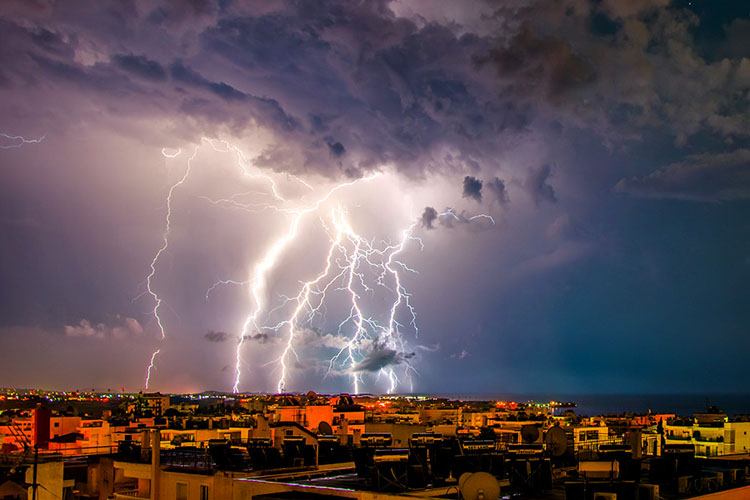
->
[665,412,750,457]
[142,394,171,417]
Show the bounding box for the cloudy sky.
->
[0,0,748,395]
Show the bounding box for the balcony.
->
[694,436,724,443]
[667,422,693,428]
[696,422,725,429]
[666,435,691,441]
[113,488,149,500]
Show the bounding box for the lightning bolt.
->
[266,204,422,395]
[439,207,496,225]
[141,137,495,394]
[143,137,298,389]
[143,146,199,390]
[240,201,494,395]
[231,174,379,393]
[272,216,345,393]
[0,133,45,149]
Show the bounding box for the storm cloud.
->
[204,330,229,342]
[615,149,750,202]
[524,165,557,206]
[0,0,745,179]
[462,176,483,202]
[1,0,749,394]
[486,177,509,206]
[351,343,416,373]
[420,206,438,229]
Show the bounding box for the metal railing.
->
[113,489,149,500]
[665,435,691,441]
[694,436,724,443]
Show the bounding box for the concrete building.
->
[142,394,171,417]
[418,407,461,424]
[665,414,750,457]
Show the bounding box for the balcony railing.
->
[667,421,693,427]
[666,435,691,441]
[694,436,724,443]
[695,422,725,428]
[113,488,148,500]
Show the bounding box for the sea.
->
[430,393,750,417]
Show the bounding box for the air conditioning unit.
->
[725,468,739,484]
[593,493,616,500]
[677,475,691,494]
[579,461,619,480]
[639,484,660,500]
[698,472,722,492]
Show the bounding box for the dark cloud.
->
[352,343,415,373]
[486,177,509,206]
[477,24,596,99]
[524,164,557,206]
[170,60,244,101]
[30,28,72,57]
[112,54,167,81]
[169,60,299,130]
[243,332,271,344]
[615,149,750,202]
[462,175,483,202]
[420,206,438,229]
[327,140,346,158]
[1,0,749,394]
[0,0,746,179]
[204,330,229,342]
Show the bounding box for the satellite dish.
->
[459,472,500,500]
[545,426,568,457]
[318,421,333,435]
[521,425,541,443]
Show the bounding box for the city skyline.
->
[1,0,749,394]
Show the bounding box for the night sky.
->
[0,0,748,394]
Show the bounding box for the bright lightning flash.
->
[143,146,199,389]
[142,138,494,394]
[231,174,380,394]
[0,132,45,149]
[143,138,290,390]
[270,206,423,395]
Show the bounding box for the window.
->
[176,482,188,500]
[200,485,209,500]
